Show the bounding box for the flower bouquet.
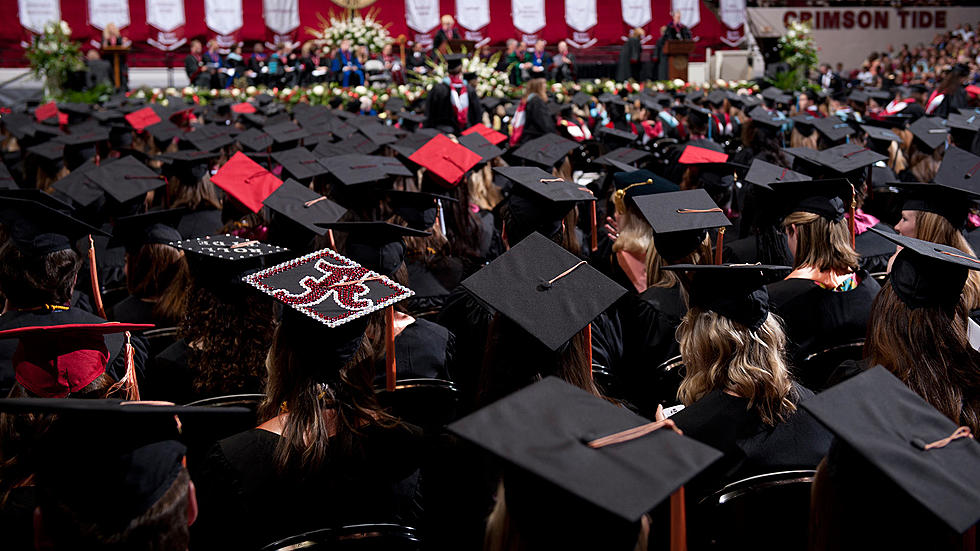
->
[307,9,393,54]
[24,20,85,99]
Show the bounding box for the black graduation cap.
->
[0,188,73,213]
[443,53,465,71]
[388,130,441,158]
[395,110,426,131]
[387,190,455,231]
[595,126,639,147]
[743,159,811,190]
[236,127,275,152]
[144,119,181,144]
[496,166,595,206]
[935,145,980,192]
[768,178,853,222]
[510,133,579,169]
[108,209,185,254]
[802,366,980,533]
[2,112,36,140]
[88,156,166,204]
[356,120,405,146]
[184,125,237,152]
[761,86,792,105]
[946,112,980,134]
[909,116,949,150]
[814,143,888,175]
[664,263,790,329]
[594,147,651,168]
[331,133,380,155]
[861,124,901,143]
[318,221,429,276]
[262,179,346,236]
[50,158,106,208]
[53,126,109,148]
[849,89,870,104]
[461,232,625,351]
[0,197,108,255]
[272,147,330,181]
[870,228,980,315]
[598,93,626,107]
[173,233,287,266]
[571,91,592,107]
[865,88,893,103]
[634,189,731,261]
[26,141,65,162]
[265,121,311,145]
[748,106,787,129]
[242,246,413,327]
[320,154,391,186]
[612,170,680,213]
[157,149,219,185]
[812,117,856,142]
[894,182,979,230]
[687,90,705,104]
[448,376,722,532]
[0,162,16,190]
[458,132,504,163]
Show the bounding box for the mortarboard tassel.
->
[584,322,593,382]
[670,487,688,551]
[108,331,141,400]
[385,306,396,392]
[87,235,107,319]
[714,227,725,265]
[328,228,337,250]
[590,201,598,252]
[848,184,857,248]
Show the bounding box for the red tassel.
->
[328,229,337,250]
[385,307,396,392]
[849,184,857,249]
[87,235,106,319]
[670,486,687,551]
[590,201,598,252]
[714,228,725,265]
[585,323,593,383]
[108,331,141,400]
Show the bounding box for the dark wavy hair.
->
[0,243,81,309]
[126,244,189,326]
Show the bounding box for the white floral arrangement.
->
[307,9,393,54]
[25,20,84,98]
[415,52,513,99]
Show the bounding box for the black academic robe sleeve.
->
[517,95,556,144]
[467,87,483,127]
[424,82,455,132]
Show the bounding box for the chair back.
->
[375,378,458,429]
[797,340,864,392]
[869,271,888,283]
[591,363,618,398]
[143,326,178,358]
[692,470,816,551]
[650,354,685,409]
[261,523,421,551]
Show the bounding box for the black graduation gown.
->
[517,95,555,145]
[855,223,897,274]
[193,423,425,550]
[403,259,452,316]
[144,338,195,403]
[109,295,156,324]
[424,82,457,133]
[767,271,880,368]
[373,319,455,385]
[177,208,223,239]
[671,384,832,496]
[0,307,147,395]
[467,85,483,128]
[618,285,687,413]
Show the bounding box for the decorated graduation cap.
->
[272,147,330,182]
[635,189,732,263]
[0,197,107,256]
[448,376,721,549]
[172,234,286,263]
[262,179,346,237]
[812,117,856,142]
[462,232,625,351]
[495,166,597,245]
[909,116,949,151]
[210,151,284,213]
[743,159,812,190]
[409,133,482,187]
[871,228,980,316]
[664,263,790,329]
[510,133,579,169]
[0,321,152,397]
[458,132,504,163]
[107,209,184,254]
[87,155,166,204]
[802,366,980,534]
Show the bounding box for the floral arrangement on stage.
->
[307,9,393,54]
[129,78,758,112]
[415,52,512,98]
[24,20,85,99]
[770,19,819,91]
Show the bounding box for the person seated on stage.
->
[225,44,247,86]
[406,41,428,76]
[247,42,269,85]
[433,14,461,53]
[203,39,225,89]
[380,43,403,84]
[100,22,131,90]
[84,49,112,90]
[551,40,575,82]
[184,40,212,88]
[331,39,364,87]
[525,40,551,79]
[266,43,287,87]
[664,10,692,40]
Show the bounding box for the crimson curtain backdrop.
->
[7,0,743,67]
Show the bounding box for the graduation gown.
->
[767,271,880,368]
[517,95,556,145]
[110,295,156,324]
[177,208,224,239]
[424,82,458,133]
[671,384,833,495]
[855,223,897,274]
[617,285,686,413]
[374,318,455,385]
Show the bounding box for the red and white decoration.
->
[263,0,299,49]
[718,0,745,46]
[456,0,490,46]
[88,0,130,30]
[18,0,60,34]
[405,0,440,48]
[621,0,652,29]
[565,0,596,48]
[146,0,186,51]
[512,0,545,44]
[205,0,242,50]
[672,0,700,28]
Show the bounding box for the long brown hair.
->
[259,312,396,474]
[912,211,980,310]
[677,308,797,426]
[524,78,548,102]
[645,234,712,289]
[864,284,980,434]
[170,173,222,211]
[125,245,189,325]
[783,211,859,273]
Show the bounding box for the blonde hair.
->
[789,127,819,149]
[612,205,652,256]
[909,147,943,184]
[468,163,503,211]
[645,234,712,288]
[913,211,980,310]
[782,211,858,273]
[677,308,797,426]
[525,78,548,102]
[887,140,908,174]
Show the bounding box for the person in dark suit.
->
[85,49,113,90]
[331,39,364,87]
[664,10,692,40]
[433,15,461,53]
[616,28,644,81]
[184,39,211,88]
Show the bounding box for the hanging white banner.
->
[205,0,243,35]
[146,0,184,32]
[621,0,651,29]
[88,0,130,30]
[18,0,60,34]
[672,0,700,28]
[263,0,299,34]
[512,0,545,34]
[456,0,490,31]
[405,0,440,33]
[565,0,596,32]
[719,0,745,29]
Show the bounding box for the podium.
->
[663,40,696,82]
[102,45,130,89]
[445,39,477,54]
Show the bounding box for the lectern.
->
[445,39,477,54]
[102,45,130,89]
[663,40,696,81]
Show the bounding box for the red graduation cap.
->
[967,85,980,98]
[0,322,153,398]
[57,112,68,126]
[125,107,162,131]
[232,102,257,114]
[211,151,284,213]
[35,101,60,122]
[408,134,482,187]
[462,123,508,146]
[678,145,729,165]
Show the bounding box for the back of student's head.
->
[0,241,81,309]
